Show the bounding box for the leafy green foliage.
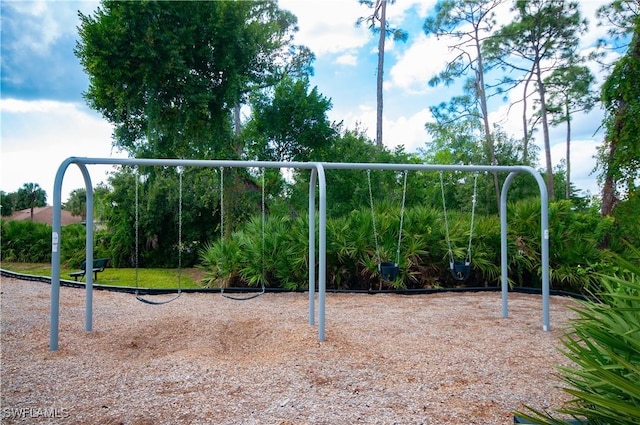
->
[64,189,87,220]
[483,0,587,199]
[201,215,310,290]
[76,0,301,159]
[244,76,336,162]
[12,183,47,211]
[507,199,606,291]
[608,187,640,254]
[0,221,109,265]
[597,12,640,215]
[1,220,52,263]
[0,191,17,216]
[514,248,640,424]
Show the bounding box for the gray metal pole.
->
[50,159,74,351]
[308,168,316,326]
[500,172,519,318]
[78,164,94,331]
[536,178,551,331]
[317,163,327,341]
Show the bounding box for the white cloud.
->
[330,103,376,139]
[386,32,451,94]
[2,1,95,54]
[0,99,124,203]
[336,53,358,66]
[329,104,432,153]
[279,0,371,56]
[488,93,603,194]
[386,0,435,22]
[385,108,433,152]
[577,1,610,49]
[551,139,601,196]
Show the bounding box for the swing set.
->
[133,167,184,305]
[49,158,551,351]
[132,166,267,304]
[366,169,408,283]
[367,169,479,284]
[218,166,267,301]
[440,171,479,282]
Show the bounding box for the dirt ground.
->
[1,277,579,424]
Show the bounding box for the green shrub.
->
[1,220,51,263]
[198,198,620,292]
[507,199,606,292]
[0,220,112,266]
[514,247,640,424]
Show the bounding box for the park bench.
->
[69,258,110,281]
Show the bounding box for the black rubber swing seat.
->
[450,260,472,281]
[379,261,399,282]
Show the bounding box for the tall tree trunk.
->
[375,0,386,147]
[233,104,243,158]
[536,67,555,201]
[521,72,534,163]
[29,191,35,222]
[601,100,624,217]
[474,27,500,212]
[565,101,571,200]
[234,104,241,137]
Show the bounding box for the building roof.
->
[3,206,84,226]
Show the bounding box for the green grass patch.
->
[1,262,204,289]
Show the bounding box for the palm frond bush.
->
[514,247,640,424]
[199,198,612,294]
[1,220,52,263]
[199,236,242,288]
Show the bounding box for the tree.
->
[545,64,596,199]
[357,0,408,147]
[423,0,506,211]
[15,183,47,221]
[76,0,302,159]
[424,110,540,214]
[1,191,17,217]
[484,0,588,200]
[597,2,640,217]
[65,189,87,220]
[243,77,336,162]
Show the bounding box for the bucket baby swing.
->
[218,166,267,301]
[134,166,183,305]
[439,171,478,281]
[367,169,408,283]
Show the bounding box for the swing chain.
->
[440,171,479,266]
[367,169,382,266]
[177,167,183,285]
[135,167,140,287]
[219,167,266,300]
[466,172,479,263]
[396,170,408,266]
[219,166,225,287]
[133,167,183,305]
[219,167,224,242]
[439,171,455,266]
[261,168,266,287]
[368,169,408,268]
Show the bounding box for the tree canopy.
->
[483,0,587,200]
[598,8,640,216]
[75,0,304,159]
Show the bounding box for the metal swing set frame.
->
[49,158,550,351]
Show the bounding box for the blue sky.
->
[1,0,613,203]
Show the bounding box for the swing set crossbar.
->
[50,158,551,352]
